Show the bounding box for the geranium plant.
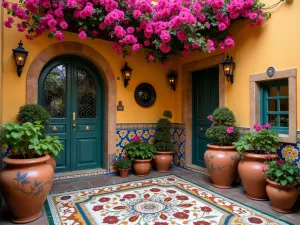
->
[233,123,279,154]
[125,136,156,160]
[264,159,299,186]
[205,107,239,146]
[115,157,132,169]
[1,0,286,63]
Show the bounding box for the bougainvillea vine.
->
[1,0,285,63]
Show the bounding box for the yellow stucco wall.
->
[1,26,175,123]
[1,0,299,129]
[175,1,300,130]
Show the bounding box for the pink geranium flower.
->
[132,136,141,142]
[207,115,213,120]
[253,124,262,132]
[226,126,234,134]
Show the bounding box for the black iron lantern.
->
[168,70,177,91]
[12,40,29,77]
[121,62,133,88]
[221,54,235,84]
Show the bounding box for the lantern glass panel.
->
[15,52,26,66]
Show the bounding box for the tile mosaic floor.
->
[0,167,299,225]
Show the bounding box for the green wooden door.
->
[192,67,219,167]
[38,56,104,172]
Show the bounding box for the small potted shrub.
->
[233,123,279,200]
[264,158,299,213]
[153,110,174,172]
[17,104,58,169]
[0,122,63,223]
[125,136,156,176]
[205,107,240,188]
[115,157,132,178]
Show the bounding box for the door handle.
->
[200,128,203,131]
[73,124,76,130]
[73,112,76,121]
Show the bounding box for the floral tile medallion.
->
[45,176,291,225]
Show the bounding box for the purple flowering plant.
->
[233,123,279,155]
[125,135,156,160]
[1,0,284,63]
[205,107,239,146]
[264,158,299,186]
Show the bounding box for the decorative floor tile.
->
[45,175,291,225]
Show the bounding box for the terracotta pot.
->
[154,151,173,173]
[46,156,56,170]
[0,155,54,223]
[133,159,152,176]
[204,144,240,189]
[266,178,298,213]
[238,152,278,200]
[119,168,130,178]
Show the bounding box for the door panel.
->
[192,67,219,167]
[39,56,103,173]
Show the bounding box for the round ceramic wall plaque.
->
[266,66,275,78]
[134,83,156,107]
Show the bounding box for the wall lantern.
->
[121,62,133,88]
[221,54,235,84]
[168,70,177,91]
[12,40,29,77]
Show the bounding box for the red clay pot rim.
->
[242,152,278,159]
[266,178,296,188]
[119,168,130,171]
[155,151,173,155]
[207,144,235,150]
[134,159,152,162]
[3,154,50,165]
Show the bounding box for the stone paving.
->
[0,166,299,225]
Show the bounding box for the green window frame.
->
[260,79,289,134]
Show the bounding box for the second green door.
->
[39,56,104,173]
[192,67,219,167]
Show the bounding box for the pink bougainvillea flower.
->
[55,31,64,40]
[78,30,87,40]
[2,1,9,8]
[148,55,155,61]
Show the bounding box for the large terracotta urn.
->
[0,155,54,223]
[238,153,278,200]
[266,178,298,213]
[46,156,56,170]
[154,151,173,172]
[204,144,240,189]
[133,159,152,176]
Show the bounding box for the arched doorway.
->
[38,55,104,172]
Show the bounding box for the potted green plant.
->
[233,123,279,200]
[115,157,132,178]
[205,107,240,188]
[264,158,299,213]
[153,110,174,172]
[125,136,156,176]
[16,104,58,169]
[0,121,63,223]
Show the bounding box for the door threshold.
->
[185,165,209,176]
[54,168,108,181]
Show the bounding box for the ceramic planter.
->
[119,168,130,178]
[0,155,54,223]
[266,178,298,213]
[154,151,173,172]
[238,152,278,200]
[46,156,56,170]
[204,144,240,189]
[133,159,152,176]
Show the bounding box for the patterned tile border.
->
[54,170,110,181]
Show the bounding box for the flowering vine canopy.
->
[1,0,283,63]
